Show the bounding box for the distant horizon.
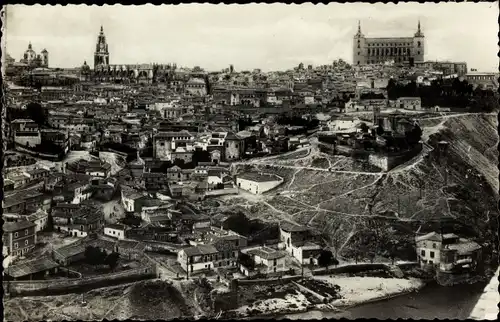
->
[4,3,498,72]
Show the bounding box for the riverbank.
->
[238,276,425,320]
[281,280,488,320]
[323,276,426,308]
[469,267,499,320]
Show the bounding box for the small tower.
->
[353,21,366,65]
[41,48,49,67]
[413,20,425,63]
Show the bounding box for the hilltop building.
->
[353,21,424,65]
[20,42,49,68]
[89,25,177,83]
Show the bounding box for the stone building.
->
[353,21,425,65]
[19,42,49,68]
[89,25,177,84]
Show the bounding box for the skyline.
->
[3,3,499,72]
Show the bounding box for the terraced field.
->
[222,113,499,258]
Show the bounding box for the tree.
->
[121,213,141,227]
[45,213,54,232]
[318,249,334,268]
[25,102,47,126]
[105,252,120,271]
[84,246,107,265]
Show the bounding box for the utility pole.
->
[397,193,401,215]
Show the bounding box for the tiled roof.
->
[6,257,59,278]
[3,220,36,232]
[183,244,218,257]
[247,247,287,260]
[237,172,282,183]
[54,243,86,259]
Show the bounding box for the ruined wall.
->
[368,154,389,171]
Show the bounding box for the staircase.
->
[387,265,404,278]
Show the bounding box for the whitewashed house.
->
[236,172,284,195]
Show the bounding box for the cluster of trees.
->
[156,149,211,172]
[357,121,422,151]
[238,118,255,131]
[121,213,141,227]
[386,78,498,112]
[360,92,386,100]
[7,102,48,126]
[318,249,340,268]
[276,115,319,128]
[222,212,280,244]
[343,221,416,264]
[83,246,120,271]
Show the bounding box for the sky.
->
[3,3,499,72]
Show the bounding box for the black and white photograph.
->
[1,3,499,321]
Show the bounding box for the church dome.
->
[24,42,37,60]
[81,61,91,73]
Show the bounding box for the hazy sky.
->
[4,3,499,72]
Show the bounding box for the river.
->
[263,281,488,320]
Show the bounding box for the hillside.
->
[216,113,498,261]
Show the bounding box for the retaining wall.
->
[4,265,157,297]
[237,275,302,286]
[311,263,390,276]
[205,188,239,196]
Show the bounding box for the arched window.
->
[417,41,421,48]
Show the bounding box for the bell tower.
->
[413,20,425,63]
[94,25,110,69]
[353,21,366,65]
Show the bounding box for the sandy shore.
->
[240,276,426,320]
[317,276,426,307]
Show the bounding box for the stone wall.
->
[4,265,157,297]
[237,275,302,285]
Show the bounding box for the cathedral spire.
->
[355,20,364,38]
[100,25,104,33]
[415,20,424,37]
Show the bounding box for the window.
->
[430,251,435,258]
[14,242,18,249]
[14,232,18,238]
[432,243,436,249]
[25,240,29,246]
[273,259,277,266]
[421,250,425,257]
